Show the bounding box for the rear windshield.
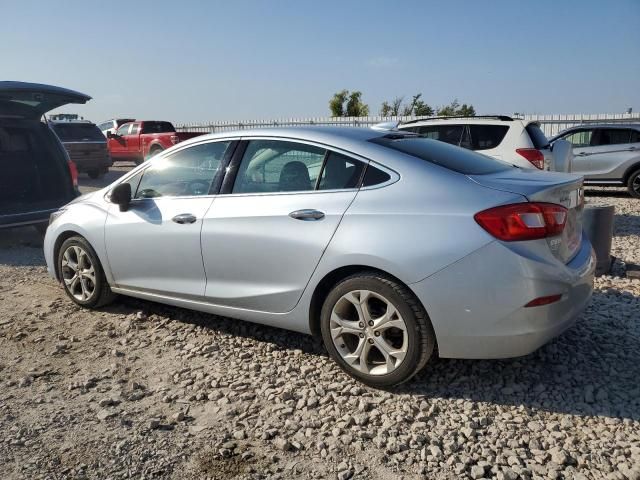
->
[526,123,549,149]
[141,121,175,134]
[370,135,512,175]
[52,123,104,142]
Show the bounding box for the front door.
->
[201,139,366,313]
[104,140,233,297]
[108,122,132,161]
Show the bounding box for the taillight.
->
[170,135,180,145]
[525,294,562,307]
[474,202,567,241]
[68,160,78,188]
[516,148,544,169]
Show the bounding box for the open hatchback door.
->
[0,81,91,230]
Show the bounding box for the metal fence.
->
[176,113,640,137]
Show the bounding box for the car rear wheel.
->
[320,272,435,388]
[87,169,104,179]
[628,169,640,199]
[58,236,115,308]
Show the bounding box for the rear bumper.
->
[71,154,113,172]
[410,236,595,359]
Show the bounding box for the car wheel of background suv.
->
[320,272,436,388]
[57,236,116,308]
[627,169,640,199]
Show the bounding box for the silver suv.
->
[550,124,640,198]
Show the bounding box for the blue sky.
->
[2,0,639,123]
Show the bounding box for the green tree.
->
[436,99,475,117]
[380,101,392,116]
[345,91,369,116]
[329,90,349,117]
[380,94,434,117]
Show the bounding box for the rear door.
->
[127,122,142,157]
[200,138,365,313]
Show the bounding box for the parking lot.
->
[0,165,639,480]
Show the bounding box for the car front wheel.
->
[320,272,435,388]
[58,236,115,308]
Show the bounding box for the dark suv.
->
[51,121,112,179]
[0,81,89,232]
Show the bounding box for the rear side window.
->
[362,165,391,186]
[141,121,175,134]
[416,125,465,146]
[52,123,104,142]
[631,130,640,143]
[317,152,365,190]
[468,125,509,150]
[370,135,511,175]
[525,123,549,149]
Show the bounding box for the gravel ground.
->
[0,186,638,480]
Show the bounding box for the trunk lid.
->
[0,81,91,119]
[469,169,585,263]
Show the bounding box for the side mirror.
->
[111,183,131,212]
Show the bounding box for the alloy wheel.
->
[330,290,408,376]
[61,245,96,301]
[633,175,640,195]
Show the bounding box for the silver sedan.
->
[44,127,595,387]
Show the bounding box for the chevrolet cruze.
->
[44,127,595,387]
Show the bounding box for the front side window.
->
[232,140,326,193]
[116,123,131,136]
[134,141,231,198]
[594,129,633,146]
[562,129,593,148]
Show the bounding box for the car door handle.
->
[575,152,590,157]
[289,209,325,221]
[172,213,197,224]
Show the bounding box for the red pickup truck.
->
[106,120,204,165]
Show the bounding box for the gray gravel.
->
[0,187,638,479]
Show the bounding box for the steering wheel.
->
[187,180,210,196]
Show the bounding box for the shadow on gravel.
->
[585,188,632,199]
[402,288,640,421]
[105,287,640,422]
[614,213,640,237]
[0,227,45,266]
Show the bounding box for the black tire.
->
[57,236,116,308]
[87,169,103,179]
[146,147,163,162]
[320,272,435,388]
[627,169,640,199]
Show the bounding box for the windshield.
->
[370,134,512,175]
[141,121,175,134]
[52,123,105,142]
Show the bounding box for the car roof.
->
[177,126,391,149]
[558,123,640,130]
[399,116,526,127]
